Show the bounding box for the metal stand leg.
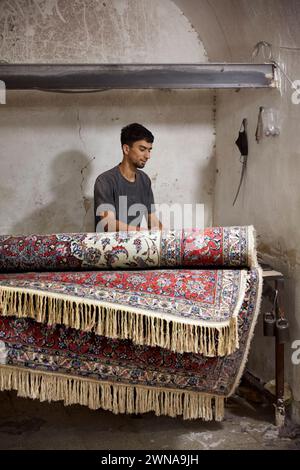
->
[275,279,285,427]
[275,340,285,426]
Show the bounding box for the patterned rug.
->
[0,226,256,271]
[0,226,262,420]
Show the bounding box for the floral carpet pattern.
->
[0,226,262,420]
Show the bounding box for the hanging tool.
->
[233,118,248,206]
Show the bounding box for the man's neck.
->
[119,160,137,182]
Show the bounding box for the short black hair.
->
[121,123,154,146]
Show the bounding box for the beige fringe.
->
[247,225,259,268]
[0,364,224,421]
[0,287,239,356]
[227,266,263,397]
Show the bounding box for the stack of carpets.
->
[0,226,262,420]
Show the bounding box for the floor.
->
[0,389,299,450]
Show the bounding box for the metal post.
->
[275,278,285,427]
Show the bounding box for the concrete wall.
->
[214,57,300,423]
[0,0,214,234]
[174,0,300,422]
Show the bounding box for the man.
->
[94,123,162,232]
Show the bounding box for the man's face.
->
[123,139,153,169]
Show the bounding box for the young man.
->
[94,123,162,232]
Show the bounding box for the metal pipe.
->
[275,278,285,427]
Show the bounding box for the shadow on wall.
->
[12,151,94,235]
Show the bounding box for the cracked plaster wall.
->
[0,0,214,234]
[172,0,300,422]
[214,69,300,420]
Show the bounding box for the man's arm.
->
[98,210,146,232]
[146,177,163,230]
[148,212,163,230]
[95,175,132,232]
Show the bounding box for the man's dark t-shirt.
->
[94,164,155,231]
